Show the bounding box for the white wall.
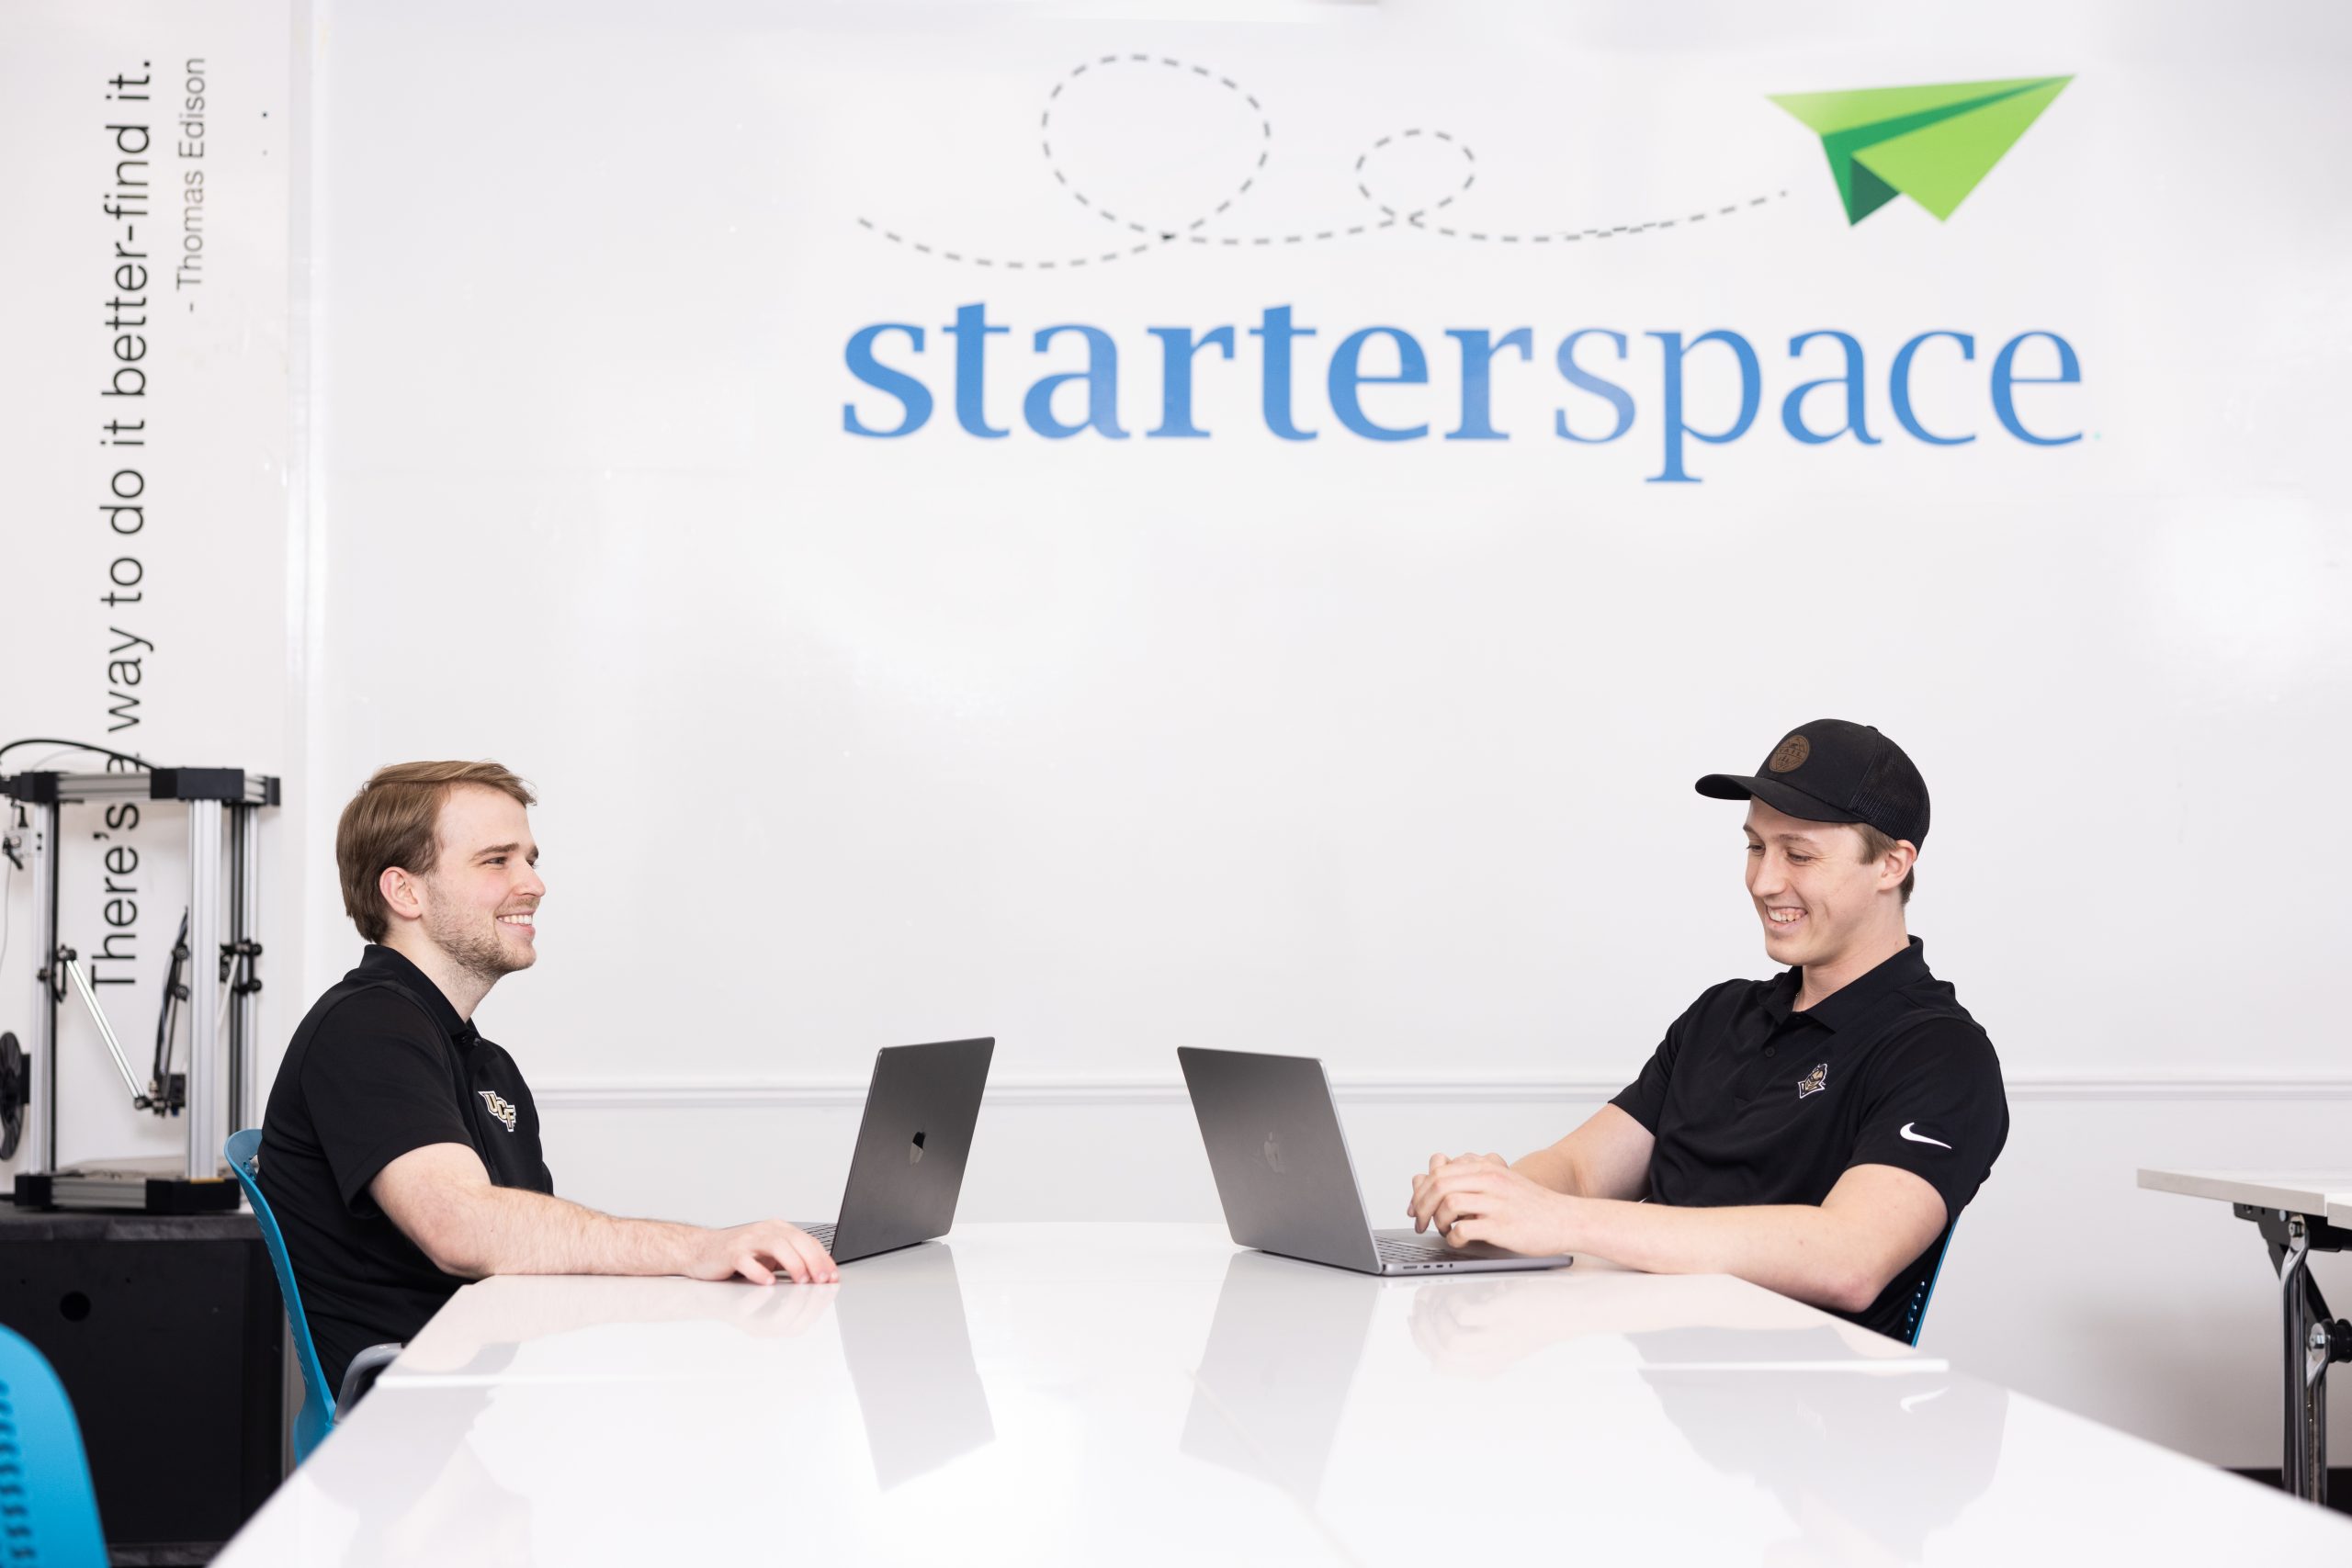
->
[301,0,2351,1091]
[11,0,2351,1472]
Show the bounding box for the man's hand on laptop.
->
[1408,1153,1573,1257]
[685,1221,840,1286]
[1405,1151,1506,1231]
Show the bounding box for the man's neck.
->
[379,929,495,1021]
[1793,924,1910,1013]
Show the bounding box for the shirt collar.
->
[1793,936,1930,1032]
[356,943,479,1045]
[1758,964,1804,1028]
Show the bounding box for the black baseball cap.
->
[1695,719,1930,848]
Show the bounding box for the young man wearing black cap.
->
[1405,720,2006,1344]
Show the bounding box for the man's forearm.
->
[434,1186,704,1279]
[1507,1105,1655,1201]
[1510,1145,1583,1195]
[1559,1197,1884,1315]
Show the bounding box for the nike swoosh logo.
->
[1900,1122,1952,1150]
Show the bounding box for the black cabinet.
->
[0,1203,286,1564]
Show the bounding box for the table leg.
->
[2272,1215,2322,1502]
[2314,1318,2330,1509]
[2303,1264,2340,1507]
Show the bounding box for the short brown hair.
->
[337,761,537,942]
[1853,822,1917,905]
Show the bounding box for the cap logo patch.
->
[1797,1062,1828,1100]
[1768,735,1811,773]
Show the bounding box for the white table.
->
[2140,1168,2352,1503]
[216,1224,2351,1565]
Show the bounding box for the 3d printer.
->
[2,752,277,1213]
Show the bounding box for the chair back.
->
[225,1128,337,1461]
[1906,1220,1958,1347]
[0,1324,109,1568]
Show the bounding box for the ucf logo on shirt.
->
[478,1089,519,1132]
[1796,1062,1828,1100]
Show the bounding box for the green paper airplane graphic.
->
[1770,76,2073,223]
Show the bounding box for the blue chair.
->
[1904,1221,1958,1347]
[0,1324,108,1568]
[225,1130,401,1462]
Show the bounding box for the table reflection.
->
[392,1268,840,1377]
[837,1243,997,1488]
[1399,1268,2004,1563]
[1637,1359,2008,1565]
[307,1384,528,1568]
[1408,1269,1930,1376]
[368,1244,994,1510]
[1181,1250,1378,1504]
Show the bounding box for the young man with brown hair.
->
[261,761,836,1395]
[1406,720,2006,1344]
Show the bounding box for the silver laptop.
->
[1177,1046,1572,1276]
[796,1037,993,1263]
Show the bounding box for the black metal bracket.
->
[40,943,75,1004]
[2238,1204,2352,1254]
[2,772,62,805]
[218,938,265,994]
[148,768,247,802]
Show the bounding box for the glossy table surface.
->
[217,1224,2352,1565]
[2139,1167,2352,1230]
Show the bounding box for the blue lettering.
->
[1648,330,1759,484]
[1781,331,1880,446]
[1889,332,1975,446]
[834,311,2086,459]
[1329,327,1429,442]
[1249,306,1317,441]
[1554,329,1634,444]
[1023,325,1128,440]
[944,303,1009,438]
[1444,328,1532,441]
[1147,326,1236,438]
[1991,331,2081,446]
[842,324,931,438]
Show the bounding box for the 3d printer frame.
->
[3,768,278,1191]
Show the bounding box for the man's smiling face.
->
[415,784,544,984]
[1742,798,1892,973]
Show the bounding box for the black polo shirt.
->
[1610,938,2006,1344]
[259,944,552,1393]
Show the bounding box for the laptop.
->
[795,1037,993,1263]
[1176,1046,1572,1276]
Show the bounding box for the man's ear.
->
[1880,840,1917,894]
[379,864,424,925]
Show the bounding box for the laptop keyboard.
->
[1374,1235,1465,1267]
[800,1222,837,1250]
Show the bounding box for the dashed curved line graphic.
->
[856,54,1791,268]
[1047,57,1272,236]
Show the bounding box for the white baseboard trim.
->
[533,1071,2352,1112]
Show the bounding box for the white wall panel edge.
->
[532,1070,2352,1111]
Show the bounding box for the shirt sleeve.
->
[1610,984,1724,1134]
[1844,1017,2009,1223]
[298,987,476,1213]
